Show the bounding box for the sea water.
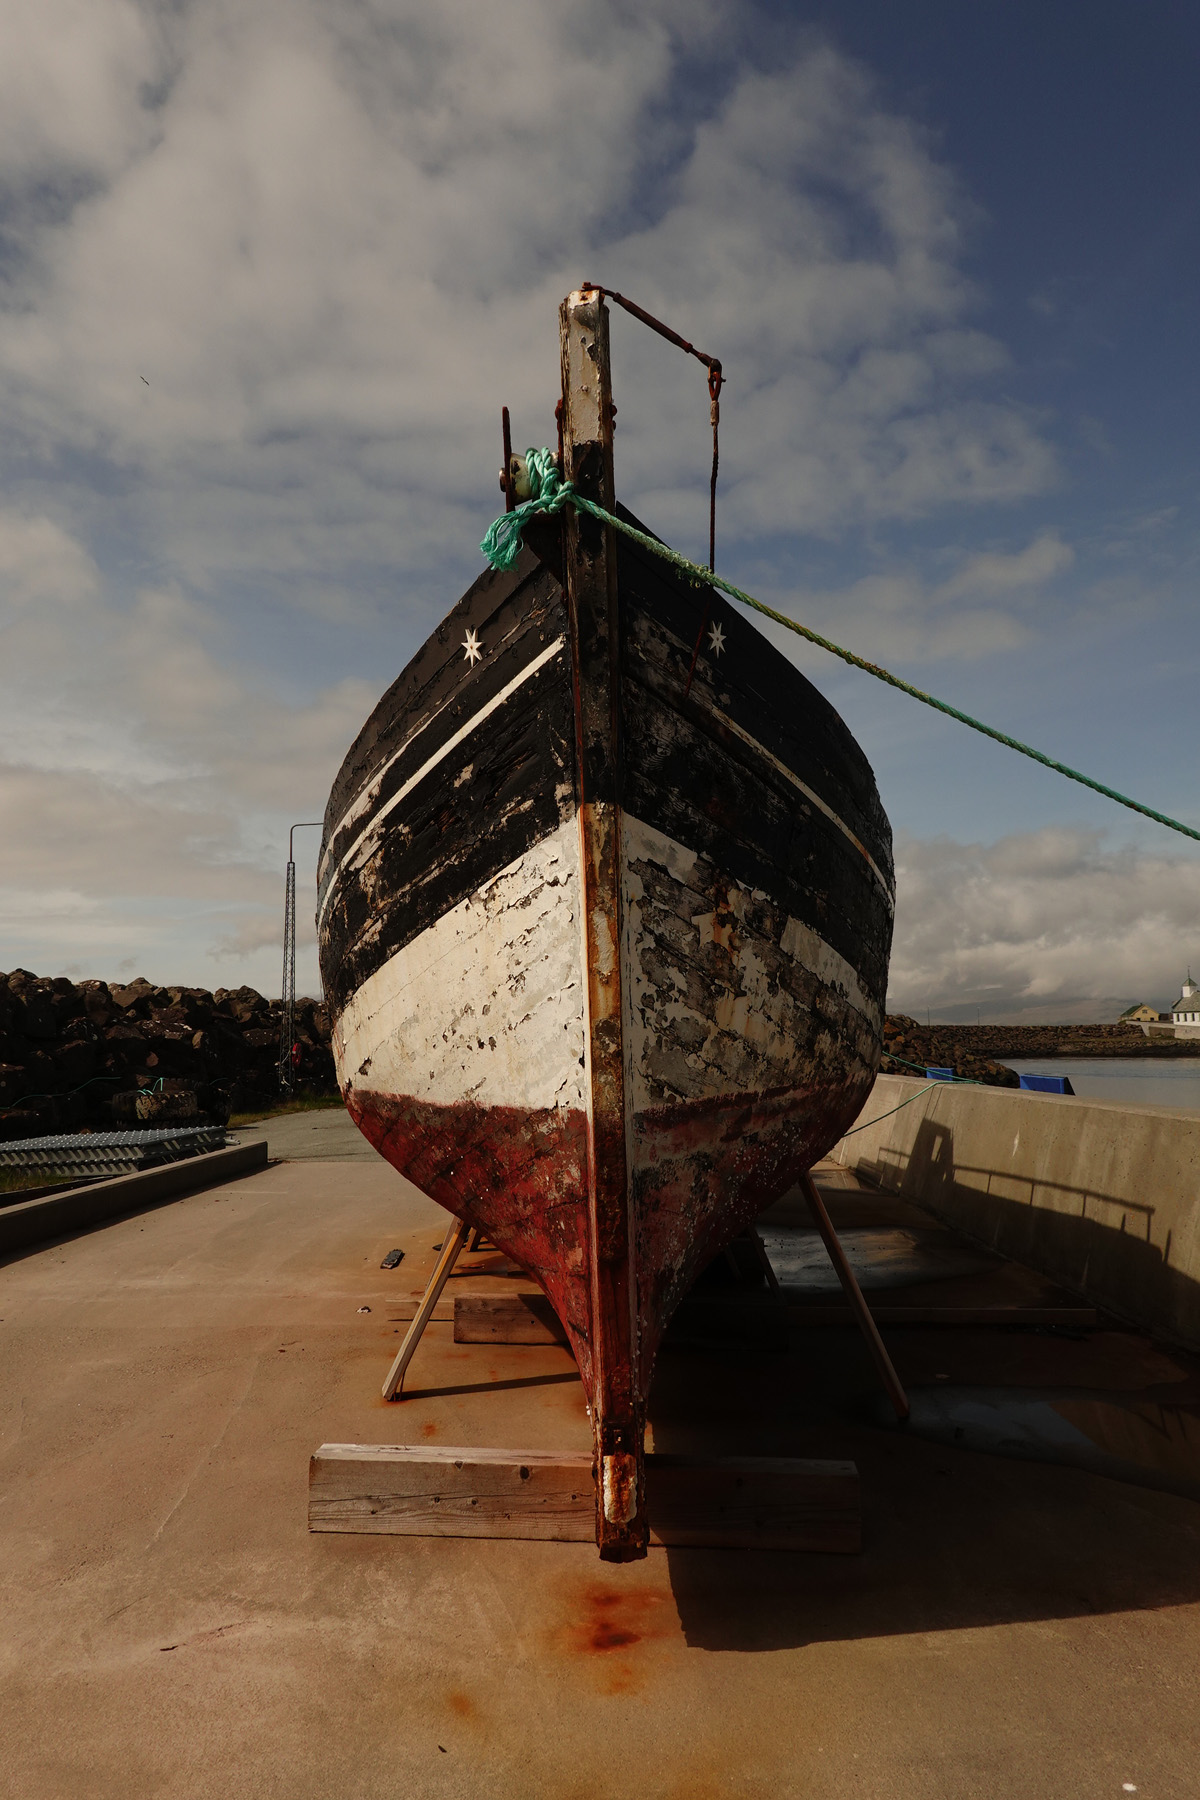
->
[1000,1057,1200,1112]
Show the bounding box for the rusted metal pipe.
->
[799,1171,910,1421]
[580,281,723,573]
[581,283,722,376]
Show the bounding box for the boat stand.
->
[381,1176,909,1421]
[799,1171,909,1421]
[381,1215,473,1400]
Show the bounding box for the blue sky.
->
[1,0,1197,1021]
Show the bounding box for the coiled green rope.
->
[479,448,576,571]
[482,453,1200,846]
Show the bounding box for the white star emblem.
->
[707,621,726,657]
[462,628,483,666]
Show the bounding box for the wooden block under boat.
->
[788,1303,1098,1328]
[309,1445,861,1553]
[451,1291,790,1349]
[453,1292,568,1344]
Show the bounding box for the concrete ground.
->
[230,1104,384,1161]
[3,1146,1200,1799]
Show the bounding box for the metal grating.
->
[0,1125,228,1174]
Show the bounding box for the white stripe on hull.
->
[332,808,881,1133]
[334,815,586,1114]
[318,634,567,930]
[319,612,551,875]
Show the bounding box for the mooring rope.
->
[838,1081,940,1138]
[481,451,1200,847]
[883,1052,982,1084]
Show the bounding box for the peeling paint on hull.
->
[319,514,894,1558]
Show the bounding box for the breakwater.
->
[881,1017,1200,1089]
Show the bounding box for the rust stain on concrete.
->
[445,1689,479,1723]
[552,1580,678,1694]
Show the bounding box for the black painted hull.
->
[318,506,893,1395]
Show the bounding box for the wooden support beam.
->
[309,1444,861,1553]
[800,1171,910,1421]
[380,1216,471,1400]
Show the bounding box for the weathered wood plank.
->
[311,1445,593,1541]
[308,1444,860,1552]
[453,1292,568,1344]
[664,1294,790,1352]
[452,1290,794,1349]
[646,1452,860,1552]
[788,1304,1098,1327]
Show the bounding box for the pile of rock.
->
[932,1021,1192,1058]
[880,1016,1020,1088]
[0,971,335,1141]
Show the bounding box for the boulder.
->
[0,971,336,1138]
[17,991,58,1041]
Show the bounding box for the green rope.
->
[480,448,576,572]
[883,1052,981,1084]
[839,1082,938,1138]
[482,457,1200,847]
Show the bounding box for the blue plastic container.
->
[1018,1073,1075,1096]
[925,1066,955,1082]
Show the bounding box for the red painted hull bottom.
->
[347,1078,870,1397]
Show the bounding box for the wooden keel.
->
[560,287,645,1560]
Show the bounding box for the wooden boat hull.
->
[318,510,893,1553]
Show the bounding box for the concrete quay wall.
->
[832,1074,1200,1349]
[0,1139,268,1255]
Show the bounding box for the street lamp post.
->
[278,821,323,1094]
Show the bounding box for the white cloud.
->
[741,529,1074,666]
[0,6,1055,598]
[889,827,1200,1021]
[937,531,1073,602]
[0,507,371,988]
[0,5,1070,990]
[0,0,164,188]
[0,507,99,612]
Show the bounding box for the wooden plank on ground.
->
[454,1293,567,1344]
[788,1303,1098,1327]
[440,1294,1099,1336]
[452,1291,791,1349]
[309,1444,860,1552]
[667,1294,789,1351]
